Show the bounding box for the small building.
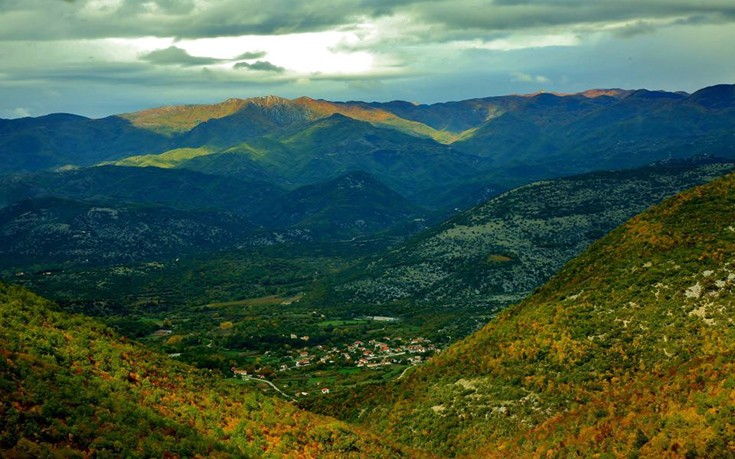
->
[370,316,399,322]
[231,367,248,378]
[321,388,330,394]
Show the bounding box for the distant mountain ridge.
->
[3,84,734,210]
[0,165,286,217]
[0,167,429,272]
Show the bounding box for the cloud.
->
[11,107,32,117]
[234,60,285,73]
[613,20,658,38]
[0,0,368,40]
[140,46,223,66]
[2,0,732,42]
[236,51,267,60]
[0,0,734,118]
[511,72,551,84]
[409,1,735,34]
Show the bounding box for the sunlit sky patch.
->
[0,0,733,117]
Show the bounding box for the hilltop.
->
[322,169,735,457]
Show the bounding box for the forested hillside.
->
[324,171,735,458]
[310,158,734,336]
[0,283,419,458]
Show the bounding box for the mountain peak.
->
[688,83,735,108]
[578,88,635,98]
[623,88,687,100]
[515,88,635,99]
[247,95,293,108]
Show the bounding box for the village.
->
[230,335,441,398]
[288,335,438,370]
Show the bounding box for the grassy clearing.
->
[207,294,294,308]
[317,319,370,328]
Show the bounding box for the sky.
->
[1,0,734,118]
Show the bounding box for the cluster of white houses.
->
[287,336,438,370]
[228,336,441,398]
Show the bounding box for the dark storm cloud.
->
[0,0,365,40]
[9,61,156,87]
[1,0,734,41]
[613,20,657,38]
[411,1,735,34]
[234,60,286,73]
[140,46,223,66]
[236,51,267,60]
[12,58,290,88]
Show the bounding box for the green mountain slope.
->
[110,146,215,168]
[0,197,257,268]
[452,87,735,181]
[0,115,172,174]
[328,168,735,458]
[0,166,286,218]
[176,114,487,202]
[255,171,423,238]
[312,158,735,337]
[0,283,420,458]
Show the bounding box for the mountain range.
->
[3,84,735,209]
[3,84,735,458]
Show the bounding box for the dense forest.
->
[0,283,419,458]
